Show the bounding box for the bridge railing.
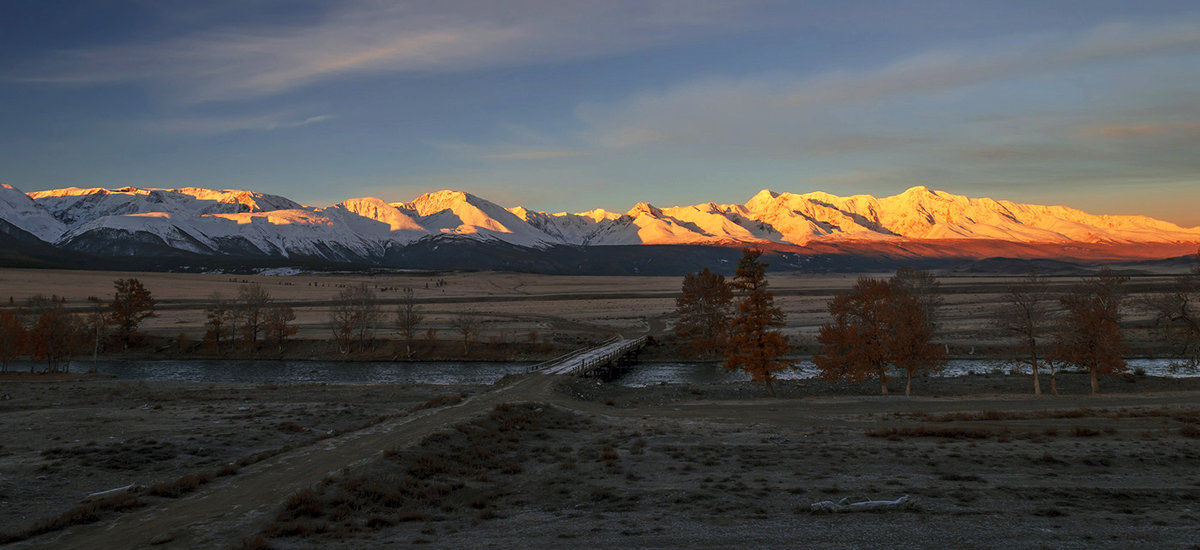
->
[527,335,621,373]
[570,336,647,376]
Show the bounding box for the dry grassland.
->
[0,267,1185,357]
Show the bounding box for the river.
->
[21,357,1197,387]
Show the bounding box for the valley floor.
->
[2,374,1199,549]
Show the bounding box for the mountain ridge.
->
[2,183,1198,271]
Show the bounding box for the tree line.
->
[675,249,1200,396]
[0,278,157,373]
[0,278,459,372]
[205,281,447,358]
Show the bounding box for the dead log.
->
[85,483,137,500]
[810,495,913,513]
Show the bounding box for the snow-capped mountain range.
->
[2,183,1198,268]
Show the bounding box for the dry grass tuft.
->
[0,493,143,544]
[147,472,215,498]
[410,393,467,412]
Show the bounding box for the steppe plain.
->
[1,267,1199,549]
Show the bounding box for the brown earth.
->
[3,373,1200,549]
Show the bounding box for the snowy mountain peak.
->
[627,202,663,217]
[900,185,935,196]
[405,190,477,217]
[750,189,779,202]
[573,209,621,222]
[333,197,423,232]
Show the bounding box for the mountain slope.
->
[0,183,66,242]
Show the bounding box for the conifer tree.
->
[723,249,790,397]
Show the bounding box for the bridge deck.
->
[533,336,647,376]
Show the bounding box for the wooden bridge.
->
[529,336,648,378]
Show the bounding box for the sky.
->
[2,1,1199,225]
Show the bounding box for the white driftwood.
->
[810,495,913,513]
[85,483,136,500]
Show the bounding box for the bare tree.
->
[451,311,481,355]
[0,310,25,373]
[264,304,297,357]
[996,272,1055,395]
[24,294,59,320]
[204,293,232,356]
[892,266,943,331]
[85,296,107,373]
[329,283,381,354]
[1146,253,1200,369]
[236,283,272,349]
[395,288,423,358]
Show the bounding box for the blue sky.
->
[2,1,1199,224]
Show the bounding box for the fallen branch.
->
[810,495,913,514]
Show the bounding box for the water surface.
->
[19,357,1199,387]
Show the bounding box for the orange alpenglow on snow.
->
[4,184,1199,262]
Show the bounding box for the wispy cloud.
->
[430,123,597,162]
[8,0,773,102]
[481,150,593,161]
[1079,122,1200,138]
[578,19,1200,151]
[145,113,334,135]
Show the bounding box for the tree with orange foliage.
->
[1051,268,1128,394]
[723,249,790,397]
[814,277,892,394]
[28,305,88,373]
[673,268,734,358]
[887,287,945,395]
[0,310,26,372]
[814,275,945,395]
